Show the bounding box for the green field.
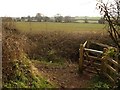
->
[15,22,105,33]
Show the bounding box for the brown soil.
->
[33,61,94,88]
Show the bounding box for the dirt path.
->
[33,61,94,88]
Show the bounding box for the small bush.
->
[91,75,110,89]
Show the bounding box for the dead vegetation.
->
[25,30,113,62]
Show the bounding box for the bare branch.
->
[96,0,120,49]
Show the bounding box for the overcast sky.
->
[0,0,110,17]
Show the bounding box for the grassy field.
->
[15,22,105,33]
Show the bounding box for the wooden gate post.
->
[79,44,84,73]
[101,48,107,74]
[116,47,120,73]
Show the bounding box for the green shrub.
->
[104,47,117,58]
[91,75,110,89]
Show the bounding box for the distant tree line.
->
[12,13,106,24]
[14,13,75,23]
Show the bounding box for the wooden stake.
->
[79,44,84,73]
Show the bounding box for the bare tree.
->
[64,16,72,23]
[97,0,120,49]
[43,16,50,22]
[27,16,31,22]
[35,13,42,22]
[84,16,88,23]
[54,14,63,22]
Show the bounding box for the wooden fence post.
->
[115,48,119,74]
[116,47,120,73]
[101,48,107,74]
[79,44,84,73]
